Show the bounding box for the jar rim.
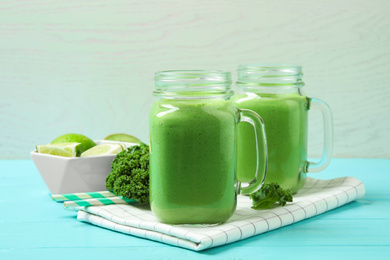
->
[237,63,302,70]
[154,70,231,82]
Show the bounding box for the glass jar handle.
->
[238,109,268,194]
[307,98,334,173]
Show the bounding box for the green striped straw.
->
[51,191,117,202]
[63,196,135,210]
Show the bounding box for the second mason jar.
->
[234,64,334,193]
[149,70,267,224]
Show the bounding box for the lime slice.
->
[104,133,141,144]
[51,133,96,153]
[80,143,124,157]
[37,143,82,157]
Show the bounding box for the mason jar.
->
[234,64,333,193]
[149,70,267,224]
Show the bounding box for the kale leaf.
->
[250,182,293,210]
[106,143,150,204]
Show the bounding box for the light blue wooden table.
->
[0,159,389,259]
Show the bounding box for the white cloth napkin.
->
[77,177,365,251]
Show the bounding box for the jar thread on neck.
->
[236,64,304,91]
[154,70,233,99]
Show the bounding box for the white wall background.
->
[1,0,389,159]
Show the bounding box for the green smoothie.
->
[149,98,238,224]
[234,93,309,193]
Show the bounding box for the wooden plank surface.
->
[2,247,390,260]
[0,0,389,159]
[0,158,389,259]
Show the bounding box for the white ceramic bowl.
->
[31,140,138,194]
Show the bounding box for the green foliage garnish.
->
[250,182,293,210]
[106,143,150,204]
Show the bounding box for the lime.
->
[80,143,124,157]
[51,133,96,153]
[104,133,141,144]
[37,143,82,157]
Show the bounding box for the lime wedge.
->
[80,143,124,157]
[51,133,96,153]
[104,133,141,144]
[37,143,82,157]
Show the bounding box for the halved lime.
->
[80,143,124,157]
[104,133,141,144]
[51,133,96,153]
[37,142,82,157]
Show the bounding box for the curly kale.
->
[250,182,293,210]
[106,143,150,204]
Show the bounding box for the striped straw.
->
[64,196,135,210]
[51,191,117,202]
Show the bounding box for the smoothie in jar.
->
[234,93,309,193]
[234,64,333,193]
[149,98,238,224]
